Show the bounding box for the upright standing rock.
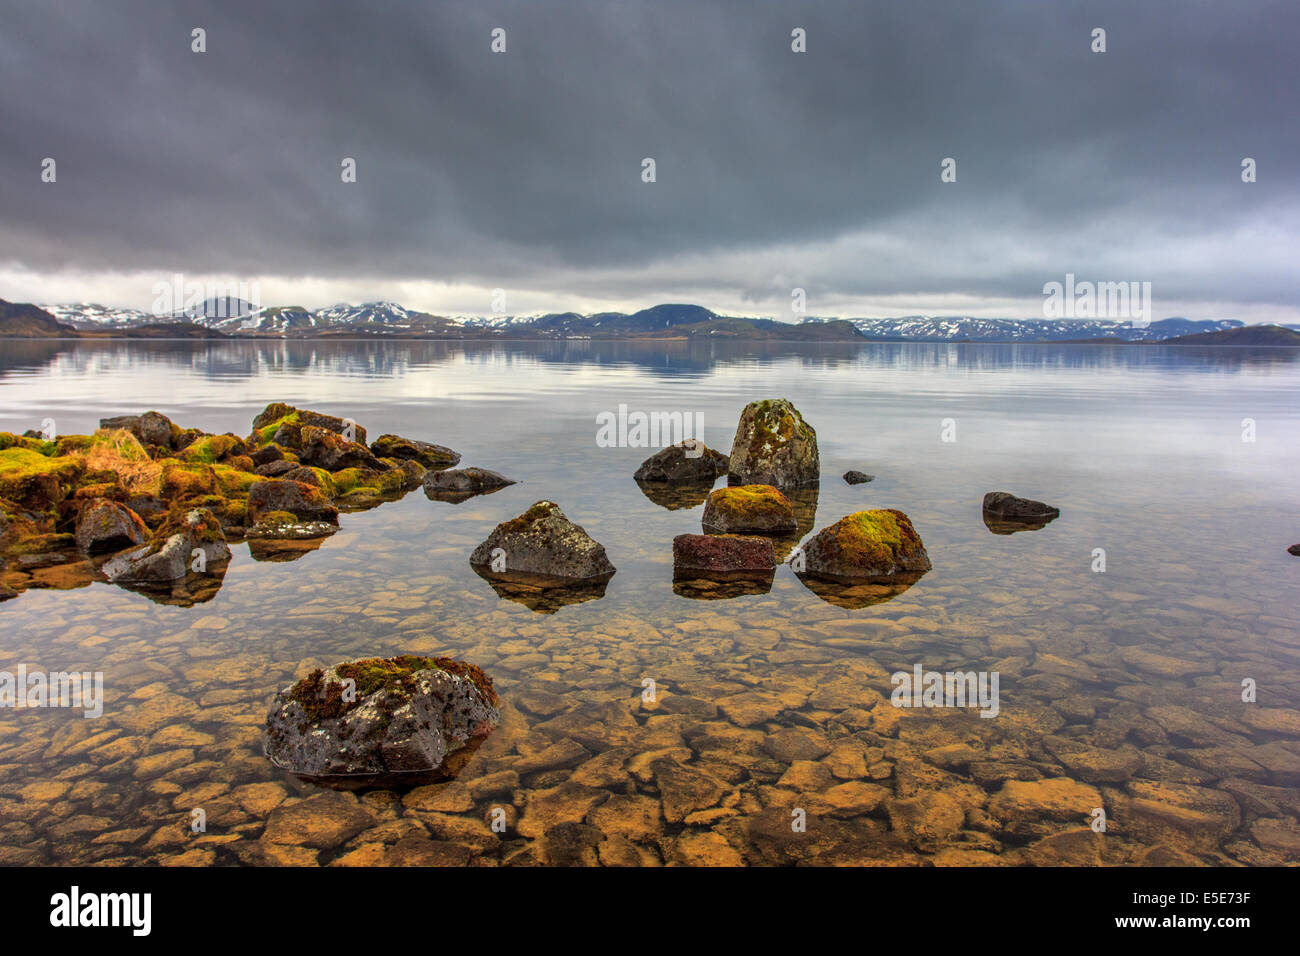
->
[727,399,819,488]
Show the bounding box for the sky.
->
[1,0,1297,322]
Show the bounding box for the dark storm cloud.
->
[1,0,1297,309]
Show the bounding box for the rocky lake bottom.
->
[1,339,1298,866]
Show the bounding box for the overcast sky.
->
[1,0,1296,321]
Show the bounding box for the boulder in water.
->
[470,501,614,581]
[727,398,819,488]
[794,508,931,581]
[701,484,797,535]
[264,655,500,784]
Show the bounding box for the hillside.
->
[0,300,79,337]
[1159,325,1300,347]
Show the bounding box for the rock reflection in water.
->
[672,569,775,600]
[634,479,716,511]
[473,566,613,613]
[794,570,926,609]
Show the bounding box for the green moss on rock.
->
[288,655,499,723]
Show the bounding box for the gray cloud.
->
[1,0,1297,314]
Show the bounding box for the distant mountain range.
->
[6,298,1299,344]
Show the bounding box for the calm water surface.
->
[1,338,1298,865]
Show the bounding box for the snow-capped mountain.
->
[33,300,1289,341]
[208,306,319,333]
[841,315,1247,342]
[39,303,152,329]
[313,302,425,327]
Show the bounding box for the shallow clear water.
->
[1,338,1298,866]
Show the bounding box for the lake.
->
[2,337,1298,866]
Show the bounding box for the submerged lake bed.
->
[1,338,1298,866]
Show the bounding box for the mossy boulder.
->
[470,501,615,582]
[0,498,43,549]
[296,425,382,471]
[247,479,340,526]
[177,433,249,465]
[264,655,500,781]
[160,461,217,499]
[370,434,460,469]
[0,447,82,510]
[101,507,231,585]
[74,498,149,555]
[727,398,820,488]
[702,484,797,535]
[634,440,729,483]
[795,508,932,580]
[250,403,367,449]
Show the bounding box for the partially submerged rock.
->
[423,467,516,502]
[247,479,340,526]
[673,533,776,575]
[370,434,460,469]
[727,398,820,488]
[794,508,931,581]
[633,440,729,483]
[74,498,149,555]
[1287,544,1300,557]
[843,470,874,485]
[264,655,500,785]
[101,507,231,585]
[672,532,777,597]
[701,484,797,535]
[982,491,1060,534]
[470,501,614,582]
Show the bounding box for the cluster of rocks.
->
[0,403,461,605]
[631,398,934,602]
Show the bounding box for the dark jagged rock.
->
[101,507,231,585]
[424,467,516,501]
[264,656,500,784]
[296,425,383,471]
[701,484,797,535]
[727,398,820,488]
[254,459,297,477]
[843,470,874,485]
[633,440,728,483]
[982,491,1060,534]
[370,434,460,469]
[982,491,1060,521]
[673,533,775,574]
[248,443,285,467]
[470,501,614,581]
[794,508,932,581]
[247,480,340,525]
[99,410,175,449]
[74,498,149,555]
